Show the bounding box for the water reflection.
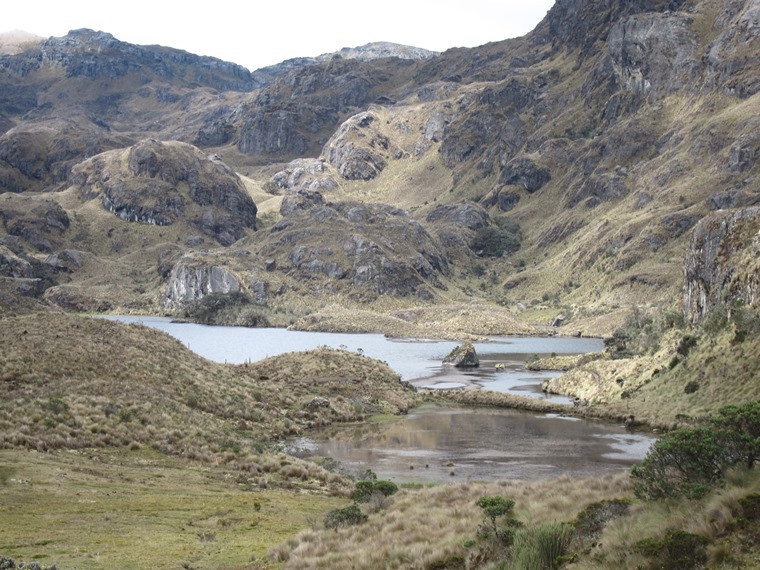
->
[293,406,655,484]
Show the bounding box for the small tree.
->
[477,495,515,538]
[631,427,726,500]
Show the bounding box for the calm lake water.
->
[106,316,652,482]
[105,316,603,403]
[290,406,655,484]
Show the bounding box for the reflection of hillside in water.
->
[296,406,655,484]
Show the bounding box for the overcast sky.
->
[3,1,556,71]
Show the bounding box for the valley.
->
[1,0,759,567]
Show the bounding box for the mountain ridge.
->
[0,0,757,337]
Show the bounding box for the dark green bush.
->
[324,504,367,529]
[476,495,515,539]
[631,402,760,500]
[181,292,269,327]
[635,530,708,569]
[631,427,727,500]
[471,217,522,257]
[684,381,699,394]
[353,478,398,503]
[709,402,760,468]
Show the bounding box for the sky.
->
[3,1,556,71]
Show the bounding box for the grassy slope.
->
[0,448,345,569]
[0,313,417,475]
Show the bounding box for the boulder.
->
[163,257,242,309]
[443,341,479,368]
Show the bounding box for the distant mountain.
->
[0,0,758,334]
[251,41,438,88]
[0,29,42,55]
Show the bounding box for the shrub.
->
[477,495,515,539]
[676,335,698,356]
[631,402,760,500]
[709,401,760,468]
[471,217,522,257]
[353,478,398,503]
[631,427,726,500]
[684,381,699,394]
[635,530,708,569]
[324,504,367,530]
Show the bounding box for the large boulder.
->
[443,341,480,368]
[163,256,242,310]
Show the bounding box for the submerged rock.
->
[443,341,479,368]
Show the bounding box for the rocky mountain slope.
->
[0,0,758,335]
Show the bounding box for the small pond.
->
[290,405,655,483]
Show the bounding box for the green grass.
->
[0,448,345,569]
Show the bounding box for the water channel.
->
[106,316,655,483]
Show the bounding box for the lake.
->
[105,316,652,482]
[105,316,604,403]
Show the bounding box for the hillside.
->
[0,1,758,336]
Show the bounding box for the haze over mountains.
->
[0,0,758,333]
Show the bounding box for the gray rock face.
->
[163,258,242,309]
[608,12,699,95]
[443,341,479,368]
[683,207,760,323]
[267,158,338,194]
[705,0,760,97]
[322,112,400,180]
[72,139,257,245]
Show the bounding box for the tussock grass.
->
[274,474,631,569]
[0,313,416,489]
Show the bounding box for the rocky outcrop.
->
[322,112,402,180]
[443,341,479,367]
[36,29,257,91]
[607,12,699,95]
[683,207,760,323]
[261,201,449,299]
[0,194,69,252]
[280,190,326,217]
[71,139,257,245]
[163,257,242,309]
[0,244,33,278]
[0,117,131,193]
[267,158,338,193]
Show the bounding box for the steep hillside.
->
[0,0,758,337]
